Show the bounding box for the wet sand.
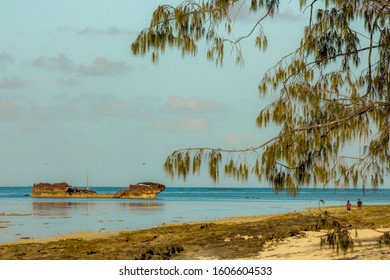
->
[0,205,389,260]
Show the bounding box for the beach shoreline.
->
[0,205,389,260]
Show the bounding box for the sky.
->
[0,0,311,187]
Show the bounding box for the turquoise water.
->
[0,186,389,243]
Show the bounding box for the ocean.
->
[0,186,389,243]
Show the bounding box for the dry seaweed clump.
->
[320,228,354,255]
[317,210,354,255]
[136,244,184,260]
[378,232,390,248]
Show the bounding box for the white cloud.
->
[155,118,210,132]
[3,93,139,129]
[32,55,131,77]
[91,99,137,120]
[166,96,222,112]
[32,54,75,72]
[228,0,254,22]
[75,26,133,37]
[0,77,26,90]
[0,101,19,121]
[58,78,79,86]
[156,96,224,132]
[63,93,138,121]
[274,8,306,23]
[0,52,14,62]
[225,132,260,148]
[226,132,242,147]
[228,2,306,23]
[78,57,131,76]
[0,52,15,69]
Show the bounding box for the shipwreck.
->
[31,182,165,199]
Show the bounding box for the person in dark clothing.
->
[357,198,363,212]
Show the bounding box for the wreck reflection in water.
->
[119,202,163,212]
[32,201,96,215]
[31,200,164,216]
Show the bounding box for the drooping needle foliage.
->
[132,0,389,193]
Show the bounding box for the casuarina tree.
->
[131,0,389,194]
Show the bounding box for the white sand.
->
[250,228,390,260]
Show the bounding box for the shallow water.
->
[0,186,388,243]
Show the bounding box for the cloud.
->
[78,57,131,76]
[226,132,242,147]
[32,54,75,72]
[225,132,260,148]
[273,8,306,23]
[91,99,137,120]
[166,96,222,112]
[0,52,14,62]
[156,96,224,132]
[0,101,19,121]
[58,78,79,86]
[64,93,138,121]
[154,118,210,132]
[32,55,131,77]
[228,1,254,22]
[0,93,139,134]
[228,2,306,23]
[0,77,26,90]
[75,26,133,37]
[0,52,15,69]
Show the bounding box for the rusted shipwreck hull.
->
[113,182,165,199]
[31,182,165,199]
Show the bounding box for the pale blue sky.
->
[0,1,310,187]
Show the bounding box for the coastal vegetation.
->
[0,205,389,259]
[131,0,389,194]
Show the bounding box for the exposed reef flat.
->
[31,182,165,199]
[0,205,389,260]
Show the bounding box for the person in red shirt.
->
[346,200,352,213]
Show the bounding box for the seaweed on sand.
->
[318,200,354,255]
[378,232,390,248]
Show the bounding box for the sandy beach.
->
[252,228,390,260]
[0,205,389,260]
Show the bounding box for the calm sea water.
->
[0,186,389,243]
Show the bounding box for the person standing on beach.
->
[357,199,363,212]
[346,200,352,213]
